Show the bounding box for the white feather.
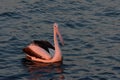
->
[48,48,55,57]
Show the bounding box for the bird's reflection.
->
[22,58,65,80]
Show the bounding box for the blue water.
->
[0,0,120,80]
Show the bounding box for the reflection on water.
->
[22,58,64,80]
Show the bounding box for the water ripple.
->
[112,67,120,71]
[0,12,23,19]
[0,0,120,80]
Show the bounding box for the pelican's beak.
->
[54,23,64,46]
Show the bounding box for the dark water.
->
[0,0,120,80]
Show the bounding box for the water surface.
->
[0,0,120,80]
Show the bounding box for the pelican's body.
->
[23,23,64,63]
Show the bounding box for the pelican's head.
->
[53,23,64,46]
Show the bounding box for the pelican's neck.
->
[52,27,62,61]
[54,27,59,49]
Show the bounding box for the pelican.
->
[23,23,64,63]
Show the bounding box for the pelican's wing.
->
[23,47,43,59]
[33,40,55,53]
[23,44,52,60]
